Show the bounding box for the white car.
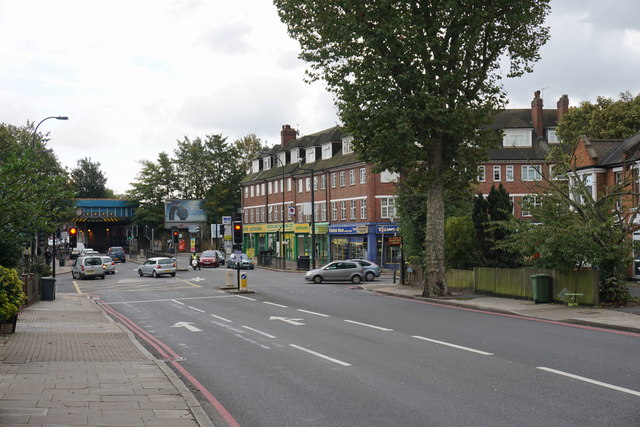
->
[101,256,116,275]
[138,257,177,278]
[72,256,106,280]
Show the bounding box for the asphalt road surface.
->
[58,260,640,427]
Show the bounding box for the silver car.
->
[72,256,106,280]
[227,253,254,269]
[305,261,365,284]
[347,259,381,281]
[101,256,116,275]
[138,257,177,278]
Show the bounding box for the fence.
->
[407,266,599,305]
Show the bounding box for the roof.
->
[492,109,559,130]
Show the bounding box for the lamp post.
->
[298,160,316,270]
[30,115,69,269]
[273,155,287,269]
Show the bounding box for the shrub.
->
[0,266,27,322]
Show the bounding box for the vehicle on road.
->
[212,249,226,265]
[70,243,86,259]
[347,259,381,281]
[305,260,365,284]
[101,256,116,275]
[227,253,254,269]
[107,246,126,263]
[79,248,99,257]
[138,257,177,277]
[199,250,220,268]
[72,256,106,280]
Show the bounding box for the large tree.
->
[275,0,551,295]
[556,91,640,146]
[70,157,108,198]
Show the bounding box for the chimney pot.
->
[280,124,297,146]
[531,91,544,139]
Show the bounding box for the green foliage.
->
[445,216,482,270]
[70,157,108,198]
[556,91,640,145]
[275,0,551,295]
[0,266,27,322]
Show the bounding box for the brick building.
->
[240,125,400,269]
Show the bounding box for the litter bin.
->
[297,256,310,270]
[59,258,65,267]
[40,277,56,301]
[531,274,551,303]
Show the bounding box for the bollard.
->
[226,269,234,287]
[240,273,248,291]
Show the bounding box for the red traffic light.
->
[234,224,241,231]
[173,230,179,236]
[69,227,77,235]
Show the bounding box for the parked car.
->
[107,246,126,263]
[227,253,254,269]
[212,250,225,265]
[305,260,365,284]
[138,257,176,278]
[347,259,381,281]
[72,256,106,280]
[101,256,116,275]
[199,250,220,268]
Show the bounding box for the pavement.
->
[1,259,638,426]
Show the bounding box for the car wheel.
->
[351,275,362,284]
[171,273,176,277]
[152,270,158,278]
[313,275,323,284]
[100,275,105,280]
[138,269,143,277]
[250,265,255,270]
[365,272,375,281]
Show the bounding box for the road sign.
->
[222,216,232,225]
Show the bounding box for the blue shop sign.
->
[376,224,399,233]
[328,225,369,234]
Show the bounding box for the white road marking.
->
[172,299,185,305]
[344,320,393,331]
[188,306,205,313]
[235,295,256,301]
[264,301,287,308]
[289,344,351,367]
[105,295,234,305]
[297,309,329,317]
[412,336,493,356]
[242,326,276,338]
[171,322,202,332]
[270,316,306,326]
[211,314,232,323]
[538,367,640,397]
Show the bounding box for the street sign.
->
[288,206,295,215]
[222,216,232,225]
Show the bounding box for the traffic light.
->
[172,227,179,244]
[233,222,243,245]
[219,225,225,236]
[69,227,77,247]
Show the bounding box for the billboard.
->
[165,200,206,223]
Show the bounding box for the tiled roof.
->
[492,109,558,130]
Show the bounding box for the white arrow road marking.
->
[171,322,203,332]
[270,316,306,326]
[191,277,206,282]
[538,367,640,397]
[290,344,351,367]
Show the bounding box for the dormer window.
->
[547,129,559,143]
[322,143,332,160]
[503,129,532,147]
[342,136,354,154]
[252,159,260,174]
[306,147,315,163]
[290,149,299,163]
[277,151,286,167]
[264,157,272,170]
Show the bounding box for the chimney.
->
[531,90,544,139]
[280,124,297,146]
[557,94,569,122]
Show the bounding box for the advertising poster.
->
[165,200,206,223]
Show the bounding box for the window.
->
[360,168,367,184]
[268,181,273,194]
[339,171,346,187]
[287,178,292,192]
[250,209,255,224]
[478,166,486,182]
[268,206,272,222]
[349,170,355,185]
[244,187,248,198]
[522,165,542,181]
[350,200,356,219]
[305,177,311,192]
[331,173,336,188]
[341,201,347,220]
[331,202,337,221]
[298,205,303,222]
[547,129,559,143]
[321,202,327,221]
[274,180,279,193]
[261,183,265,195]
[274,205,278,222]
[306,148,315,163]
[503,129,532,147]
[264,157,271,169]
[313,176,318,191]
[342,136,354,154]
[381,198,396,219]
[261,207,265,223]
[251,185,255,197]
[321,175,326,190]
[360,199,367,219]
[323,144,331,160]
[615,170,624,211]
[521,196,541,217]
[298,179,303,193]
[252,160,260,174]
[506,165,514,182]
[380,170,399,183]
[290,149,298,163]
[493,165,501,182]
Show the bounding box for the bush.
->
[0,266,27,322]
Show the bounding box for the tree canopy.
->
[275,0,551,295]
[70,157,109,198]
[556,91,640,145]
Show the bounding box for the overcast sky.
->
[2,0,639,194]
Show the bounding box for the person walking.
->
[44,246,52,265]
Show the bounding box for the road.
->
[57,259,640,427]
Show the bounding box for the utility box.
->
[297,256,310,271]
[531,274,552,304]
[40,277,56,301]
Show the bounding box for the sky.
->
[2,0,640,195]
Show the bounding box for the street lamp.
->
[30,115,69,274]
[273,155,287,269]
[298,159,316,270]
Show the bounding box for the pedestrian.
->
[44,246,52,265]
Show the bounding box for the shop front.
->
[328,224,375,262]
[376,224,401,269]
[294,223,329,267]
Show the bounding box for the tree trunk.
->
[422,139,448,297]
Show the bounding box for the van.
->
[71,256,106,280]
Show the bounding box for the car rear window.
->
[202,251,215,257]
[86,258,103,266]
[157,259,174,265]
